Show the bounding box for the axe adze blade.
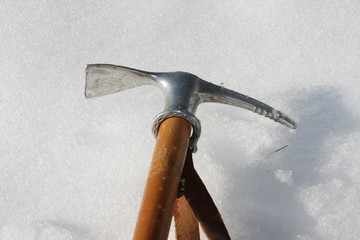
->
[85,64,157,98]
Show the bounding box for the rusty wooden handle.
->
[133,117,191,240]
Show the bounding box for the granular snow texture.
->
[1,1,360,239]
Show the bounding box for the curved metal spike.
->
[198,81,297,129]
[85,64,297,151]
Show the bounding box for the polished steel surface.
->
[152,110,201,152]
[85,64,297,151]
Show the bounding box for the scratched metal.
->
[85,64,297,151]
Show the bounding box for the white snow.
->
[274,169,294,186]
[1,0,360,239]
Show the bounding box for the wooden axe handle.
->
[133,117,191,240]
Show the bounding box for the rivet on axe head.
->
[85,64,297,152]
[84,64,297,240]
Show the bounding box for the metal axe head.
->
[85,64,297,152]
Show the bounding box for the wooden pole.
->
[133,117,191,240]
[174,196,200,240]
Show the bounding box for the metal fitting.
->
[153,110,201,152]
[85,64,297,152]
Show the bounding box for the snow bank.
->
[1,0,360,239]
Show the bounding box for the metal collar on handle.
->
[152,110,201,153]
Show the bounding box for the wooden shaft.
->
[133,117,191,240]
[174,196,200,240]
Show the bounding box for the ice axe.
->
[84,64,296,240]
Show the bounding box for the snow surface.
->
[1,0,360,239]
